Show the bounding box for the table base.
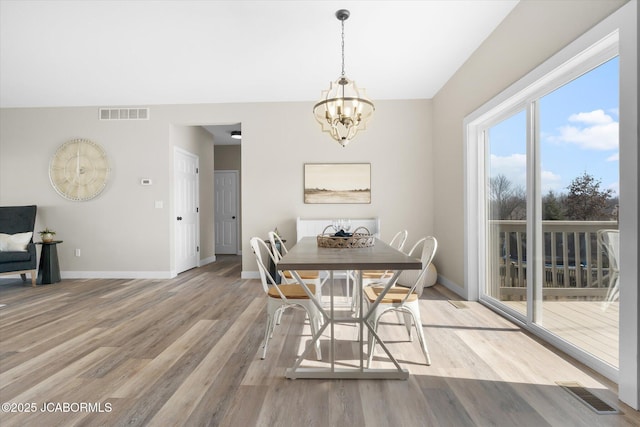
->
[287,269,409,380]
[285,367,409,380]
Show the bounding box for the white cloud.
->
[550,109,619,151]
[568,109,613,125]
[490,153,527,188]
[606,152,619,162]
[541,170,563,194]
[490,154,561,193]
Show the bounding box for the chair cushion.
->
[361,270,393,279]
[0,232,33,252]
[268,284,316,300]
[282,270,320,279]
[0,250,32,263]
[364,286,418,304]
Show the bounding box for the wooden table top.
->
[278,237,422,271]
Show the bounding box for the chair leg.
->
[402,312,413,341]
[352,274,364,314]
[602,275,619,311]
[261,313,273,360]
[346,270,351,305]
[407,304,431,366]
[19,273,37,287]
[351,283,358,312]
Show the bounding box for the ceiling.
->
[203,123,241,146]
[1,1,520,146]
[0,0,519,110]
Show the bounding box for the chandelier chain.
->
[341,18,345,76]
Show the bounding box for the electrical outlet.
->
[75,249,81,257]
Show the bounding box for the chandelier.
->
[313,9,374,147]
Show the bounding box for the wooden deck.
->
[502,300,619,367]
[0,256,637,426]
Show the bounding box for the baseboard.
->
[199,255,216,266]
[61,271,174,280]
[437,274,467,300]
[241,271,260,279]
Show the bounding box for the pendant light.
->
[313,9,374,147]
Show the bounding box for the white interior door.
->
[174,148,199,273]
[214,170,238,254]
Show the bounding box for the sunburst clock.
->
[49,138,110,201]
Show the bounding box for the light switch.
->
[155,200,163,209]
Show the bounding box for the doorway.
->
[215,170,239,254]
[205,123,242,256]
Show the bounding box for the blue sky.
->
[489,56,619,197]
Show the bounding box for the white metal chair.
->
[352,230,409,311]
[361,230,409,283]
[597,229,619,309]
[250,237,322,360]
[364,236,437,367]
[267,231,326,293]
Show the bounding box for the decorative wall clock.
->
[49,138,110,201]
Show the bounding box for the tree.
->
[565,172,613,220]
[489,174,526,220]
[543,190,564,220]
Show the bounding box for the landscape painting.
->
[304,163,371,204]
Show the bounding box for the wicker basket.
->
[317,226,375,248]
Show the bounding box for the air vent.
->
[448,300,468,309]
[556,381,620,414]
[99,107,149,121]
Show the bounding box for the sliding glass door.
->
[536,57,619,366]
[481,56,620,368]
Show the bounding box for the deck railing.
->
[489,220,618,300]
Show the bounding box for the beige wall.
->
[241,99,434,273]
[432,0,628,292]
[214,145,241,170]
[0,99,433,277]
[0,107,173,275]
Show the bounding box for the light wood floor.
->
[0,255,638,426]
[503,299,619,367]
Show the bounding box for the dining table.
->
[277,236,422,379]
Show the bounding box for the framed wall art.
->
[304,163,371,204]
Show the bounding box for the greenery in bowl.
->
[39,228,56,236]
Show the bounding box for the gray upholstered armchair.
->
[0,205,38,286]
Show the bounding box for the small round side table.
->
[36,240,63,285]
